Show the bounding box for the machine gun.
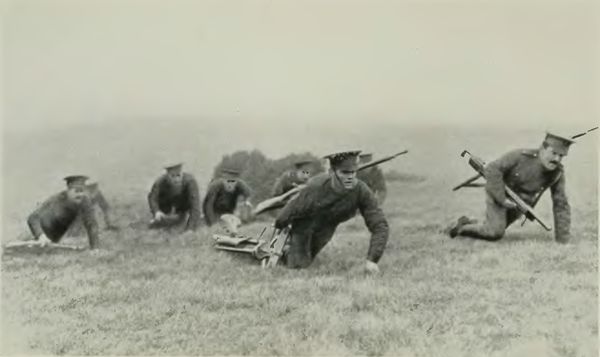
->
[213,226,291,268]
[458,150,552,231]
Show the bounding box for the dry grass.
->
[1,123,597,356]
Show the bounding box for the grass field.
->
[1,121,597,356]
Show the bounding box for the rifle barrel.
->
[358,150,408,171]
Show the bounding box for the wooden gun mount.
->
[213,226,290,267]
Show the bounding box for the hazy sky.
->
[2,0,598,131]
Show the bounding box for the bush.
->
[212,150,325,204]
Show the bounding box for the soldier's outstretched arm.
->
[550,173,571,243]
[358,184,389,264]
[237,180,253,202]
[185,177,202,231]
[93,190,117,229]
[27,208,45,239]
[148,177,164,215]
[203,181,220,225]
[80,198,100,249]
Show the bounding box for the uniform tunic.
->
[27,192,100,248]
[202,179,252,226]
[148,173,201,231]
[274,173,389,268]
[459,149,570,242]
[271,170,304,197]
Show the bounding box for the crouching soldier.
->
[274,150,389,272]
[26,175,100,249]
[203,168,252,234]
[148,163,201,231]
[271,160,314,197]
[447,132,573,243]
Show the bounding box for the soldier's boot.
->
[445,216,478,238]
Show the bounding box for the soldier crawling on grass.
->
[25,175,101,249]
[203,168,253,234]
[274,150,389,272]
[271,160,314,197]
[447,132,573,243]
[148,163,202,231]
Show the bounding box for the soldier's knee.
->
[487,227,505,241]
[285,252,311,269]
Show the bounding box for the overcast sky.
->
[2,0,598,132]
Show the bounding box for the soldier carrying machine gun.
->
[448,127,597,242]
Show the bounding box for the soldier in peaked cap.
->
[271,160,315,197]
[66,181,119,237]
[357,153,388,204]
[148,163,202,231]
[26,175,101,249]
[274,150,389,273]
[202,168,252,228]
[447,132,574,243]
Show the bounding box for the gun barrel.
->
[358,150,408,171]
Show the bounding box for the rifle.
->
[453,126,599,192]
[358,150,409,171]
[459,150,552,231]
[253,150,409,216]
[2,240,85,252]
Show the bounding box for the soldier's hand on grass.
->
[365,260,380,274]
[501,199,517,210]
[37,234,52,247]
[154,211,167,222]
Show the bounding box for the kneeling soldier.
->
[271,160,314,197]
[274,150,389,272]
[27,175,100,249]
[448,132,573,243]
[148,163,201,231]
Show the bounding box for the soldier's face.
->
[539,145,565,171]
[333,168,358,189]
[66,186,88,203]
[296,169,311,183]
[167,171,183,187]
[224,179,237,192]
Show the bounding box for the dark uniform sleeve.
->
[271,174,286,197]
[274,187,312,229]
[550,172,571,243]
[92,189,115,227]
[148,176,164,215]
[358,184,389,263]
[80,198,100,249]
[237,180,252,201]
[184,176,202,231]
[27,206,45,239]
[484,150,521,204]
[202,181,221,226]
